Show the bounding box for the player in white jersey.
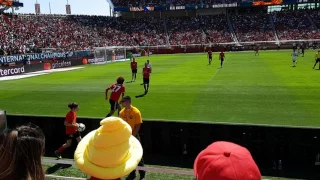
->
[146,60,152,71]
[291,50,299,67]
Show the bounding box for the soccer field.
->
[1,50,319,127]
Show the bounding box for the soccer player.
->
[105,76,125,117]
[291,50,299,67]
[128,51,133,61]
[140,60,152,85]
[301,45,305,57]
[55,102,81,159]
[142,63,151,94]
[219,51,225,68]
[208,49,213,65]
[254,46,259,56]
[313,50,320,69]
[131,58,138,82]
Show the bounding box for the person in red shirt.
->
[105,76,125,117]
[219,51,225,68]
[142,63,151,94]
[208,49,213,65]
[131,58,138,82]
[255,46,259,56]
[55,102,80,159]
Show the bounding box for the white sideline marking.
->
[43,159,271,180]
[0,72,50,81]
[210,68,220,81]
[209,57,228,81]
[0,67,84,82]
[45,175,85,180]
[42,158,194,176]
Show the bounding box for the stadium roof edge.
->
[105,0,114,10]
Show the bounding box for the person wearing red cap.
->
[194,141,261,180]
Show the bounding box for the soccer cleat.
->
[54,150,62,159]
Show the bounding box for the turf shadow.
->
[135,94,146,98]
[125,81,133,84]
[45,163,72,174]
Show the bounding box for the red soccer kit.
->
[143,67,151,79]
[208,51,212,57]
[106,83,125,102]
[131,61,137,70]
[65,111,77,135]
[220,52,225,60]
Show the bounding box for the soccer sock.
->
[147,84,149,91]
[144,85,146,91]
[57,146,66,153]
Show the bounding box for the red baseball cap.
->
[194,141,261,180]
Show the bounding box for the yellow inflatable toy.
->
[74,117,143,180]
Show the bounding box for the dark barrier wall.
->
[6,115,320,179]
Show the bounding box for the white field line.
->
[0,67,84,82]
[42,158,271,180]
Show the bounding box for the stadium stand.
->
[111,0,238,7]
[167,16,203,45]
[307,9,320,29]
[230,13,275,42]
[1,9,320,55]
[272,10,320,40]
[202,14,233,43]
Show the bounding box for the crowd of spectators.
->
[167,16,203,45]
[202,0,238,5]
[201,14,233,43]
[112,0,234,7]
[307,9,320,30]
[231,13,275,42]
[273,10,320,40]
[1,10,320,56]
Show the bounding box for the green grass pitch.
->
[0,50,319,127]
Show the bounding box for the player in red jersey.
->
[55,102,80,159]
[131,58,138,82]
[142,63,151,94]
[219,51,225,68]
[208,49,213,65]
[255,46,259,56]
[105,76,125,117]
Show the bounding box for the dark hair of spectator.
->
[117,76,125,84]
[0,123,45,180]
[68,102,79,109]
